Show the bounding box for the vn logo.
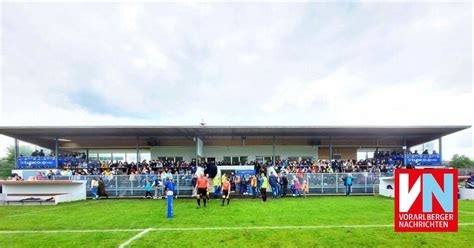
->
[395,169,458,232]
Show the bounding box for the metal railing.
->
[50,172,391,198]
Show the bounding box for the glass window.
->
[223,156,231,164]
[158,157,166,161]
[301,156,313,161]
[255,156,263,163]
[112,153,125,162]
[232,157,239,165]
[99,153,112,161]
[288,156,299,162]
[240,156,248,165]
[126,153,137,162]
[264,156,272,163]
[175,157,183,162]
[88,153,98,161]
[140,152,151,162]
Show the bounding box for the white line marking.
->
[0,229,144,234]
[0,223,473,235]
[147,223,474,231]
[119,228,152,248]
[4,201,96,218]
[459,211,474,215]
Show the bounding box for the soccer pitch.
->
[0,196,473,247]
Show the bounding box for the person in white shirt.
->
[90,177,99,199]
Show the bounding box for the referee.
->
[195,173,208,208]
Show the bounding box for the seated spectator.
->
[422,149,429,155]
[466,173,474,189]
[31,150,39,156]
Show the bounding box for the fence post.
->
[306,174,309,195]
[335,173,338,194]
[176,175,180,198]
[365,173,368,193]
[321,173,324,193]
[115,175,118,197]
[131,177,134,196]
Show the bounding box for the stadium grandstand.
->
[0,125,470,198]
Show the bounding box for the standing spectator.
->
[260,173,268,202]
[98,178,108,199]
[465,172,474,189]
[250,175,257,199]
[144,180,153,199]
[241,175,248,195]
[152,176,162,199]
[291,179,300,197]
[221,173,227,184]
[343,173,353,196]
[269,172,278,199]
[38,149,45,156]
[281,174,288,197]
[235,174,242,194]
[301,180,309,198]
[213,175,221,199]
[35,172,44,181]
[129,172,137,188]
[191,174,198,197]
[90,177,99,199]
[257,174,263,197]
[47,170,54,180]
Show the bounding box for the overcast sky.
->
[0,2,472,158]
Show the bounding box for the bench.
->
[4,193,65,206]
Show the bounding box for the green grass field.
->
[0,196,473,247]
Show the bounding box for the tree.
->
[449,154,474,168]
[0,146,16,179]
[0,145,40,178]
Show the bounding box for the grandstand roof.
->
[0,125,470,149]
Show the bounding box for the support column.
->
[272,136,276,166]
[55,137,59,168]
[329,137,333,161]
[136,136,140,164]
[14,139,19,168]
[403,136,407,165]
[86,149,89,163]
[438,137,443,164]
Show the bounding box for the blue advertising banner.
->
[387,154,441,165]
[16,157,57,168]
[236,170,255,176]
[405,154,441,165]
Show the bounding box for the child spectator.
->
[301,180,309,198]
[145,180,153,199]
